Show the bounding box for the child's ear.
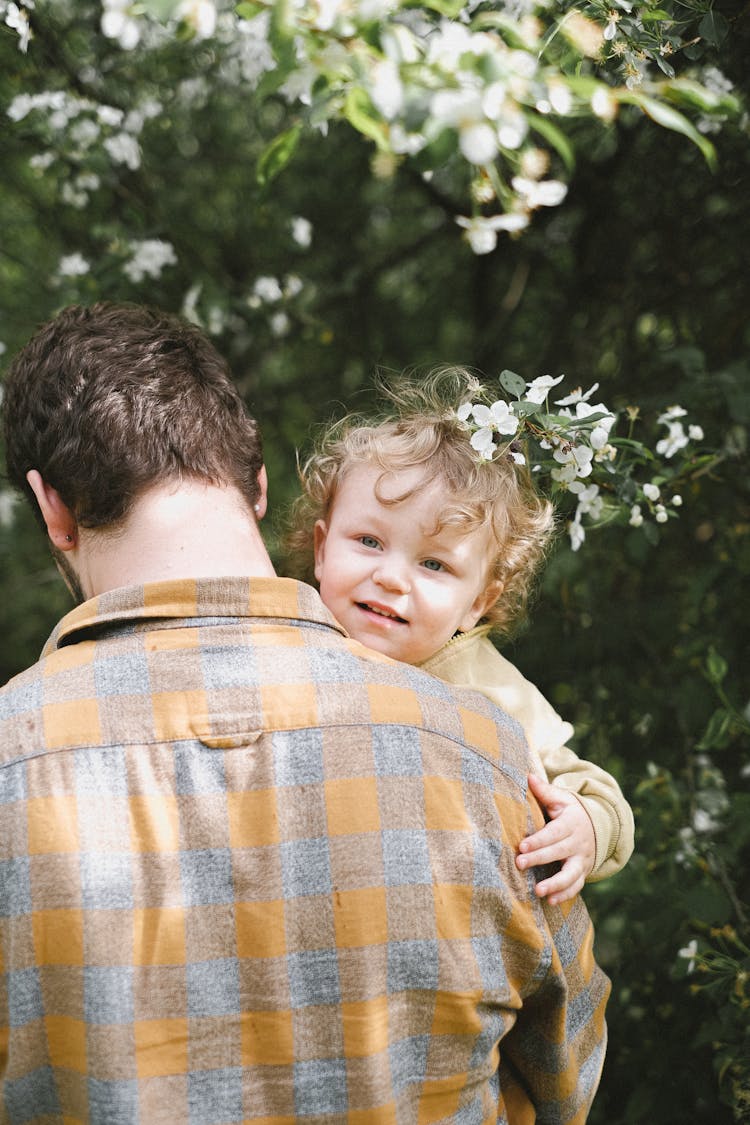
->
[313,520,328,583]
[460,579,504,633]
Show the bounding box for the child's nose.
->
[373,559,410,594]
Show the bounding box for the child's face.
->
[313,463,501,665]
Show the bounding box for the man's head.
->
[2,302,264,533]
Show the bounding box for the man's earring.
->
[65,535,73,542]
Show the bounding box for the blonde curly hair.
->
[284,367,555,637]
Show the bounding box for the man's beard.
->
[51,545,86,605]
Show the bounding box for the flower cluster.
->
[455,371,708,550]
[1,0,33,53]
[76,0,740,252]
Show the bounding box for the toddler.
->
[286,369,634,903]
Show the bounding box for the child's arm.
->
[532,739,635,887]
[516,773,596,905]
[419,631,635,896]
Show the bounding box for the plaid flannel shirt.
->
[1,577,609,1124]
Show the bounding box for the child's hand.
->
[516,774,596,905]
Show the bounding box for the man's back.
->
[0,576,608,1124]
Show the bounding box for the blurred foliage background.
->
[1,2,749,1121]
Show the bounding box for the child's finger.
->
[516,837,571,869]
[518,818,569,855]
[534,862,586,903]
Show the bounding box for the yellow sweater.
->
[420,627,634,882]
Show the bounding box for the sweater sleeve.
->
[419,630,635,881]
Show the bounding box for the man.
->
[0,303,609,1124]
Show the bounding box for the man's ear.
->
[254,465,268,520]
[26,470,77,550]
[313,520,328,584]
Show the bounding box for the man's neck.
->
[71,480,276,599]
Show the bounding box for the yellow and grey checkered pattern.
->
[1,577,609,1124]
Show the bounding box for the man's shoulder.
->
[336,635,532,787]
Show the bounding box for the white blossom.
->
[0,489,16,528]
[511,176,568,209]
[688,424,704,441]
[497,108,528,150]
[58,252,90,277]
[678,939,698,974]
[525,374,565,404]
[643,482,660,501]
[455,212,528,254]
[61,182,88,209]
[207,305,226,335]
[656,421,689,458]
[591,86,617,121]
[471,400,519,436]
[370,59,403,120]
[629,504,644,527]
[555,383,599,406]
[122,239,177,283]
[252,276,283,303]
[291,217,313,249]
[270,311,290,337]
[69,118,100,148]
[284,274,304,299]
[568,517,585,551]
[176,0,217,39]
[389,125,426,156]
[103,132,141,170]
[469,428,498,460]
[182,282,203,325]
[5,2,32,52]
[552,443,594,481]
[97,105,124,128]
[655,504,668,523]
[569,480,603,518]
[459,122,498,165]
[658,405,688,423]
[604,16,618,41]
[29,151,55,171]
[101,0,140,50]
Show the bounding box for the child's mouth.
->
[356,601,407,624]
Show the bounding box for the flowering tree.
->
[1,0,737,549]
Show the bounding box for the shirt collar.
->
[41,576,345,656]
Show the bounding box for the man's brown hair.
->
[2,302,263,530]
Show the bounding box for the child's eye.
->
[359,535,381,550]
[422,558,444,572]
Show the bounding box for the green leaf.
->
[655,54,676,80]
[698,9,729,47]
[706,647,728,684]
[256,124,302,186]
[236,1,266,18]
[664,79,740,116]
[269,0,296,70]
[639,8,672,19]
[696,708,732,750]
[499,369,526,398]
[624,94,717,171]
[415,0,466,16]
[343,88,389,153]
[528,114,575,174]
